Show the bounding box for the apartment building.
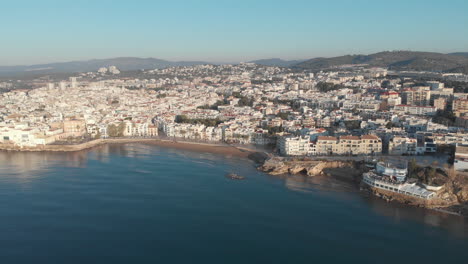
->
[394,105,437,116]
[401,86,431,106]
[314,135,382,155]
[277,135,311,156]
[388,136,418,155]
[453,99,468,116]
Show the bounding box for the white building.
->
[388,136,419,155]
[454,144,468,171]
[277,135,311,156]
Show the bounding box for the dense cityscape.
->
[2,0,468,262]
[2,63,468,159]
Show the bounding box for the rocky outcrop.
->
[260,156,468,216]
[307,160,358,176]
[259,157,363,177]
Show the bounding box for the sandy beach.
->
[0,138,260,159]
[144,140,254,158]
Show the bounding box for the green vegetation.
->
[277,112,289,120]
[385,122,398,129]
[294,51,468,74]
[444,80,468,93]
[197,99,229,110]
[107,123,125,137]
[344,120,361,130]
[175,115,222,127]
[316,82,344,92]
[432,110,456,126]
[266,125,284,135]
[407,158,419,179]
[232,92,254,107]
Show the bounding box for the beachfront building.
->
[362,172,436,200]
[314,135,382,156]
[63,119,87,137]
[277,135,311,156]
[124,121,158,137]
[388,136,418,155]
[375,161,408,182]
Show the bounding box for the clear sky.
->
[1,0,467,65]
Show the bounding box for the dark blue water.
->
[0,144,467,263]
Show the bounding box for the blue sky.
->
[1,0,467,65]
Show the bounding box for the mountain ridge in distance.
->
[449,52,468,58]
[0,57,211,76]
[248,58,307,67]
[2,51,468,77]
[293,51,468,74]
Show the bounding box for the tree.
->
[175,115,189,123]
[408,158,419,178]
[175,115,222,127]
[267,125,284,135]
[432,110,456,126]
[316,82,344,92]
[107,123,125,137]
[277,112,289,120]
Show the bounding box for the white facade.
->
[278,135,310,156]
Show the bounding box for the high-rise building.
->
[69,77,78,88]
[453,99,468,116]
[59,81,67,90]
[433,97,446,111]
[426,81,444,91]
[401,86,431,106]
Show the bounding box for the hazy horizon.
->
[0,49,467,67]
[1,0,467,65]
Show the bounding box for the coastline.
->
[259,157,468,217]
[2,139,464,217]
[0,138,259,159]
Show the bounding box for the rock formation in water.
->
[259,157,364,177]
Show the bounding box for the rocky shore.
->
[258,157,366,178]
[258,156,468,217]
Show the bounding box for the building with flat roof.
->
[454,144,468,171]
[314,135,382,156]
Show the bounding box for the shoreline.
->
[0,138,262,159]
[259,157,468,218]
[2,140,464,217]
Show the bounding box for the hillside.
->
[293,51,468,73]
[449,52,468,58]
[249,58,306,67]
[0,57,209,76]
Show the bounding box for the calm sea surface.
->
[0,144,467,263]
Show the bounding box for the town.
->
[1,63,468,167]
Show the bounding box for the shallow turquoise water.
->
[0,144,466,263]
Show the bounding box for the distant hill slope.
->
[293,51,468,73]
[449,52,468,58]
[249,58,306,67]
[0,57,209,76]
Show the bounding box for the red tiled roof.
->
[317,136,337,141]
[340,136,360,140]
[361,135,379,140]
